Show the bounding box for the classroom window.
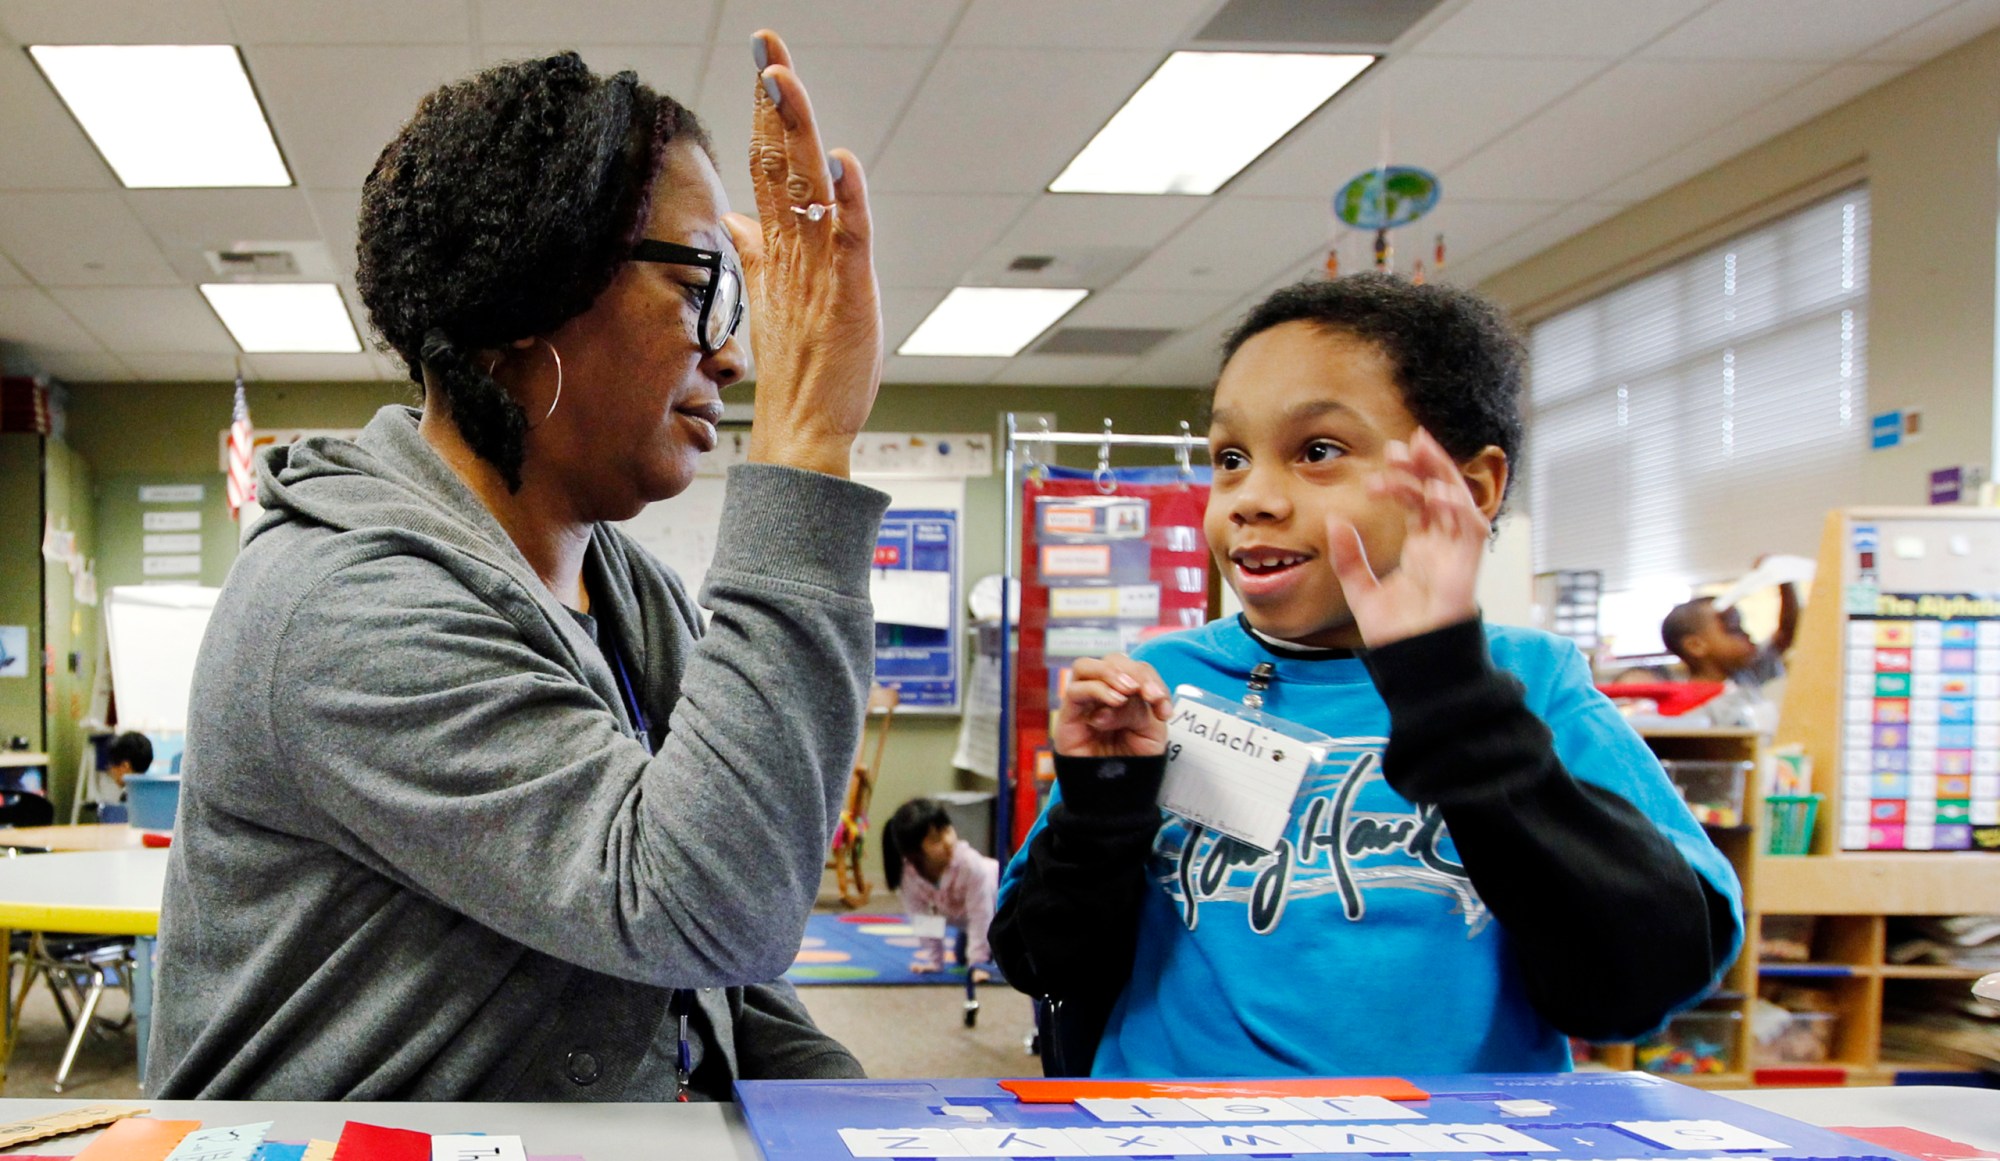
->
[1526,188,1871,599]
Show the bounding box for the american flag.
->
[226,374,257,519]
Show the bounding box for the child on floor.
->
[882,798,998,982]
[991,274,1744,1077]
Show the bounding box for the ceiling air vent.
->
[206,248,300,277]
[1194,0,1443,46]
[1009,255,1056,272]
[1036,327,1176,357]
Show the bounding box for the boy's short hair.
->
[1660,598,1714,664]
[1219,273,1526,500]
[107,731,153,774]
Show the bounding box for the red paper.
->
[1833,1125,1999,1161]
[330,1122,430,1161]
[1000,1077,1428,1103]
[74,1118,201,1161]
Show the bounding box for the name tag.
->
[1159,685,1332,851]
[909,914,947,940]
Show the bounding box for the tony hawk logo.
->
[1152,748,1488,936]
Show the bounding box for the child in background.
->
[881,798,998,982]
[1662,581,1800,731]
[992,274,1743,1078]
[95,731,154,824]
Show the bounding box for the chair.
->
[9,931,133,1092]
[827,685,898,909]
[1032,994,1114,1077]
[0,792,53,830]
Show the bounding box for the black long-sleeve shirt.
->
[992,618,1736,1052]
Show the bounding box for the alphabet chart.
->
[735,1072,1917,1161]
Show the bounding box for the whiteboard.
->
[619,475,965,612]
[104,584,219,733]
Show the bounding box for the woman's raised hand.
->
[725,30,882,479]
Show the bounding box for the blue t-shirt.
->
[1001,618,1743,1077]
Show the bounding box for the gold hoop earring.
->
[537,338,563,425]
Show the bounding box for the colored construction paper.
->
[999,1077,1428,1104]
[331,1123,429,1161]
[75,1118,202,1161]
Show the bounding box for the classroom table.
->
[0,826,146,853]
[0,850,168,1083]
[0,1081,1987,1159]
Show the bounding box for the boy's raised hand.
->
[1328,428,1487,647]
[1055,655,1173,758]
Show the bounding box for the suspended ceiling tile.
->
[1449,199,1626,287]
[1323,197,1563,275]
[0,287,99,350]
[121,352,245,382]
[870,195,1032,289]
[1410,0,1707,58]
[0,254,25,288]
[223,0,471,44]
[124,188,320,248]
[50,287,238,353]
[0,45,119,190]
[880,354,1008,384]
[1639,0,1960,62]
[715,0,963,47]
[1113,197,1330,294]
[29,350,134,381]
[0,0,232,43]
[0,191,179,286]
[1597,62,1906,205]
[992,353,1138,386]
[1443,58,1820,202]
[248,45,475,189]
[1232,54,1604,198]
[473,0,719,45]
[480,44,707,95]
[1111,308,1243,388]
[1864,0,2000,63]
[695,42,934,213]
[245,352,379,381]
[1063,290,1242,330]
[370,350,414,383]
[986,195,1208,256]
[868,47,1162,194]
[952,0,1214,49]
[305,188,363,277]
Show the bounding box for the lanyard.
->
[670,987,695,1101]
[605,630,654,756]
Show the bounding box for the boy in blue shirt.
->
[991,274,1742,1077]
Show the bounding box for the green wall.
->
[60,376,1204,861]
[41,436,95,813]
[0,434,43,751]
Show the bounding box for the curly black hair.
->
[1218,273,1526,500]
[356,52,709,491]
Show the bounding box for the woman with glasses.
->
[150,33,885,1101]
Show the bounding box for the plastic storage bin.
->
[1764,793,1823,855]
[125,773,181,832]
[1662,759,1751,827]
[1635,1009,1740,1075]
[1751,1001,1838,1064]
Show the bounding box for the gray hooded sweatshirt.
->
[148,405,886,1100]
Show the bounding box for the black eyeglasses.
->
[631,239,745,355]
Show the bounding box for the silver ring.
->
[791,202,836,222]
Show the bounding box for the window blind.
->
[1526,188,1870,594]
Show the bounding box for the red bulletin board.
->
[1010,467,1212,850]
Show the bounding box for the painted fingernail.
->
[761,72,782,107]
[829,154,845,184]
[751,34,769,71]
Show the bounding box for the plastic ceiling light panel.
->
[898,287,1089,357]
[30,44,291,188]
[200,283,361,353]
[1050,51,1375,196]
